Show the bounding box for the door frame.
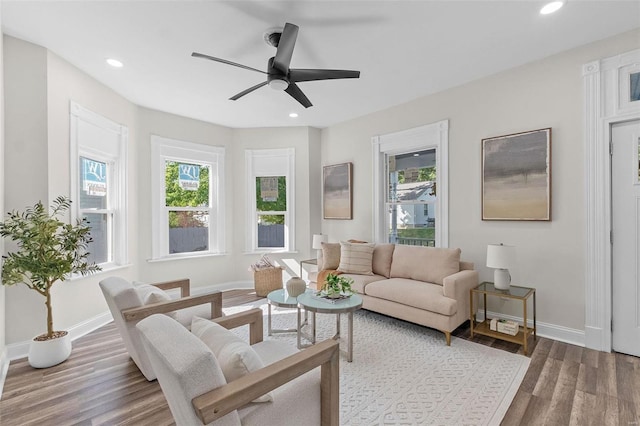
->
[583,49,640,352]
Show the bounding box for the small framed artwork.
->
[323,162,353,220]
[482,128,552,221]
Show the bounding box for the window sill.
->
[147,252,228,263]
[243,250,299,255]
[69,262,132,281]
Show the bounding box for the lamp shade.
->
[312,234,328,250]
[486,244,515,269]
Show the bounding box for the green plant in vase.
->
[0,196,101,368]
[321,273,354,298]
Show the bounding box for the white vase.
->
[28,331,72,368]
[286,276,307,297]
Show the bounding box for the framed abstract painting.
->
[323,162,353,220]
[482,128,552,221]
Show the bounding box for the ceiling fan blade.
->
[289,69,360,83]
[192,52,267,75]
[273,23,299,74]
[285,83,312,108]
[230,81,268,100]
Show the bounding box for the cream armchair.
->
[99,276,223,381]
[136,308,340,425]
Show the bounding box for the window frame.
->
[372,120,449,247]
[245,148,295,253]
[150,136,225,260]
[70,101,128,269]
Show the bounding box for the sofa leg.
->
[444,331,451,346]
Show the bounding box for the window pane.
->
[631,71,640,102]
[165,161,210,208]
[168,211,209,254]
[388,203,435,247]
[80,157,107,209]
[256,176,286,211]
[83,213,110,264]
[257,214,285,248]
[387,150,436,202]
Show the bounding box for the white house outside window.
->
[151,136,225,259]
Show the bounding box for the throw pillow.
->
[191,317,273,403]
[337,241,375,275]
[135,284,178,320]
[321,242,341,270]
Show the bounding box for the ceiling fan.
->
[191,22,360,108]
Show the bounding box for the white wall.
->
[231,127,317,282]
[3,36,138,344]
[136,107,237,287]
[320,28,640,333]
[0,5,7,369]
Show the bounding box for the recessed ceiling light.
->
[413,153,419,157]
[106,58,123,68]
[289,112,299,118]
[540,1,564,15]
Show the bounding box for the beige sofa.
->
[311,242,478,345]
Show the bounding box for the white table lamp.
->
[312,234,327,260]
[486,243,515,290]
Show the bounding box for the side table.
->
[266,289,308,336]
[470,282,536,355]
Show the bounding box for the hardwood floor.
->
[1,289,638,425]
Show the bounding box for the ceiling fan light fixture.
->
[268,78,289,91]
[540,1,564,15]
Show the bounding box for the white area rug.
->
[224,301,530,426]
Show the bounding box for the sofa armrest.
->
[442,270,479,301]
[192,338,340,425]
[152,278,190,297]
[122,292,223,322]
[213,308,264,345]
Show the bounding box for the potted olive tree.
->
[0,196,101,368]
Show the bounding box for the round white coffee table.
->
[266,289,309,335]
[296,292,363,362]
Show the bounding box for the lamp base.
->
[494,269,511,290]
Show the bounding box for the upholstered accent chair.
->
[136,308,340,425]
[99,277,223,381]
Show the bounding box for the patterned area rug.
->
[224,301,530,426]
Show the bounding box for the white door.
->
[612,119,640,357]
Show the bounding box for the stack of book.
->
[489,318,519,336]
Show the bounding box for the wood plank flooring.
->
[1,289,639,425]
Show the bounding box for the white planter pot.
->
[28,331,72,368]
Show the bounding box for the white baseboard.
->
[191,280,254,294]
[482,310,585,347]
[7,311,114,362]
[0,347,9,400]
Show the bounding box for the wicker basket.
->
[253,267,284,297]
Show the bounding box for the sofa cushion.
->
[340,273,386,294]
[364,278,457,316]
[321,242,341,270]
[372,244,395,278]
[191,317,273,403]
[390,245,461,285]
[338,241,375,275]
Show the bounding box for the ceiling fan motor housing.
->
[267,56,289,90]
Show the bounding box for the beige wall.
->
[320,28,640,331]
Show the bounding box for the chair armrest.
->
[122,292,222,322]
[213,308,264,345]
[192,339,340,425]
[152,278,190,297]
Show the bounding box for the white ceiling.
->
[2,1,639,129]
